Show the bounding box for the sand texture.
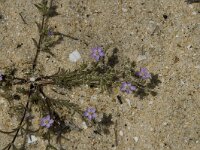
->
[0,0,200,150]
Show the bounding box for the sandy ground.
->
[0,0,200,150]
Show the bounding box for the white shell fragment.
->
[81,121,88,129]
[30,77,36,82]
[125,98,131,107]
[133,136,139,143]
[137,55,147,62]
[69,50,81,62]
[27,135,37,144]
[119,130,124,136]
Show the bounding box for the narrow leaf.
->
[35,22,42,33]
[32,38,39,48]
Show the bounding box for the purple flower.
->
[47,29,53,36]
[120,82,136,94]
[83,107,97,120]
[0,72,3,81]
[91,47,105,61]
[40,115,54,128]
[136,68,151,79]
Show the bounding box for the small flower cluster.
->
[120,68,151,94]
[90,47,151,94]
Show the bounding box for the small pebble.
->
[150,127,154,132]
[81,122,87,129]
[187,45,192,50]
[163,122,168,126]
[119,130,123,136]
[125,98,131,107]
[147,21,158,34]
[27,135,37,144]
[194,65,200,69]
[188,4,193,8]
[122,8,128,13]
[192,11,197,15]
[149,101,153,105]
[137,55,147,62]
[91,95,97,101]
[30,77,35,82]
[69,50,81,62]
[133,137,139,143]
[79,98,84,104]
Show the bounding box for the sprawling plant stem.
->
[7,1,53,149]
[7,84,33,150]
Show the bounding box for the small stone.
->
[130,32,134,36]
[91,95,97,101]
[192,11,197,15]
[27,135,37,144]
[147,21,158,34]
[180,80,185,85]
[79,98,84,104]
[150,127,154,132]
[95,113,103,122]
[81,122,87,129]
[125,98,131,107]
[188,4,193,8]
[69,50,81,62]
[133,137,139,143]
[163,122,168,126]
[187,45,192,50]
[30,77,35,82]
[137,55,147,62]
[122,8,128,13]
[149,101,153,105]
[119,130,123,136]
[195,65,200,69]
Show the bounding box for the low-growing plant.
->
[0,0,161,149]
